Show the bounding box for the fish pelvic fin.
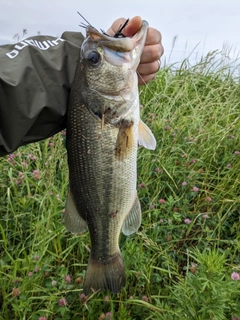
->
[83,251,126,294]
[122,195,142,235]
[138,119,156,150]
[64,190,88,233]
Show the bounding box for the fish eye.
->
[87,51,101,65]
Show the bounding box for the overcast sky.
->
[1,0,240,64]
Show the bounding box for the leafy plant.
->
[0,50,240,319]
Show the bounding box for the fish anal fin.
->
[138,119,156,150]
[64,190,88,234]
[83,251,126,294]
[122,195,142,236]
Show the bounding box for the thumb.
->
[122,16,142,37]
[107,16,142,37]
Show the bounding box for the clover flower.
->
[64,274,71,284]
[58,297,67,307]
[184,218,191,225]
[231,272,240,280]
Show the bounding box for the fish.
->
[64,19,156,294]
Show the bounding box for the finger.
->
[107,16,142,37]
[138,73,156,86]
[107,18,126,36]
[139,44,163,63]
[120,16,142,37]
[145,27,162,45]
[137,60,161,76]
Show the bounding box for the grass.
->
[0,51,240,319]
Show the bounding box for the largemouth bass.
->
[65,20,156,294]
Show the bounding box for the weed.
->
[0,52,240,319]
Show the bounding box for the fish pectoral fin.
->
[115,119,134,159]
[122,195,142,235]
[64,190,88,234]
[138,119,156,150]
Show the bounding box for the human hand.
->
[107,16,164,85]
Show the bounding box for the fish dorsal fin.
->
[122,195,142,235]
[138,119,156,150]
[64,190,88,234]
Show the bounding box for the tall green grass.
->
[0,52,240,319]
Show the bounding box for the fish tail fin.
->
[83,251,126,294]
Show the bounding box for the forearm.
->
[0,32,84,157]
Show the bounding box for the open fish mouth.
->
[82,20,149,71]
[85,20,149,53]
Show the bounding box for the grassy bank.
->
[0,53,240,319]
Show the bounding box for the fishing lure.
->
[77,12,129,38]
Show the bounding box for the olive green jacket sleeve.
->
[0,31,84,157]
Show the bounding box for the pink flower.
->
[28,272,33,277]
[28,153,37,160]
[64,274,71,284]
[182,181,187,186]
[184,218,191,225]
[205,197,212,202]
[22,160,28,166]
[106,312,112,320]
[231,272,240,280]
[234,151,240,155]
[7,154,15,164]
[38,317,47,320]
[192,186,199,192]
[58,297,67,307]
[226,163,231,168]
[159,219,164,223]
[11,287,21,297]
[138,183,146,188]
[159,198,166,204]
[34,266,40,273]
[203,214,209,219]
[33,169,39,180]
[49,142,54,147]
[52,280,57,286]
[142,295,149,302]
[79,293,88,303]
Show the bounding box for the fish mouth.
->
[86,20,149,53]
